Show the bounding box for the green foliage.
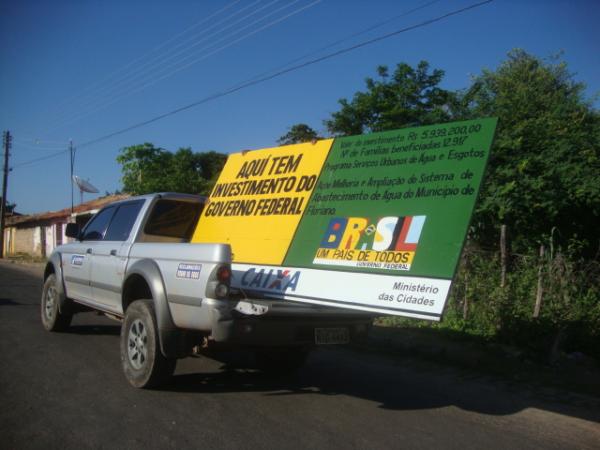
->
[277,123,321,145]
[381,245,600,360]
[116,143,226,195]
[461,50,600,254]
[325,61,458,136]
[282,51,600,356]
[317,51,600,255]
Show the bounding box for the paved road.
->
[1,261,599,449]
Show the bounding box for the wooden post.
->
[533,244,545,318]
[500,224,507,288]
[0,131,11,258]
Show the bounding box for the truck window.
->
[104,201,144,241]
[143,200,202,241]
[81,206,116,241]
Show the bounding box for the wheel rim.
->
[44,285,57,321]
[127,319,148,370]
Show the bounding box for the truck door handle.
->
[86,248,92,254]
[110,250,117,256]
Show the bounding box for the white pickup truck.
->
[42,193,371,388]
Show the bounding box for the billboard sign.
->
[193,118,497,320]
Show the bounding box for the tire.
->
[255,347,310,374]
[120,300,176,389]
[41,274,73,332]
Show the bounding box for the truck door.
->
[62,206,116,301]
[89,201,143,312]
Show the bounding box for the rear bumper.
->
[211,313,372,348]
[163,297,374,356]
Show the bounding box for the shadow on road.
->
[0,298,36,307]
[0,298,23,306]
[6,281,598,426]
[160,349,600,424]
[60,321,600,423]
[68,324,121,336]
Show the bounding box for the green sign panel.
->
[284,118,497,280]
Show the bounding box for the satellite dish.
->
[73,175,99,204]
[73,175,99,193]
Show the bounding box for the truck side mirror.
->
[65,223,81,239]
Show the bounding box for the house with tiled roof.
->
[2,194,129,258]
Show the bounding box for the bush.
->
[380,240,600,361]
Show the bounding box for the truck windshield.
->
[143,199,203,241]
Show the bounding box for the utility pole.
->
[0,130,12,258]
[69,139,75,214]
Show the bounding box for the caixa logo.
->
[238,267,301,293]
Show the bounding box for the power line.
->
[45,0,321,133]
[12,148,68,169]
[44,0,244,122]
[42,0,274,132]
[12,142,68,151]
[13,137,69,145]
[233,0,443,91]
[65,0,434,132]
[4,125,70,145]
[77,0,493,149]
[11,1,315,167]
[9,0,421,147]
[12,0,493,170]
[45,1,323,134]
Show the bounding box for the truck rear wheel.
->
[41,274,72,332]
[120,300,176,388]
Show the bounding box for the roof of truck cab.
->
[114,193,207,203]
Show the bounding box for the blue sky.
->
[1,0,598,214]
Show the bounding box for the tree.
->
[194,151,229,186]
[315,54,599,254]
[325,61,458,136]
[116,143,227,195]
[277,124,321,145]
[463,50,600,253]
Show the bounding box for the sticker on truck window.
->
[176,263,202,280]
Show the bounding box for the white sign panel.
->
[232,263,450,320]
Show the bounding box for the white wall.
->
[45,226,54,257]
[33,227,42,255]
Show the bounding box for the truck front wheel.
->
[120,300,176,388]
[41,274,72,332]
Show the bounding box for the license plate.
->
[315,327,350,345]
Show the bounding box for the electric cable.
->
[47,0,243,119]
[44,0,269,130]
[12,142,68,151]
[13,137,69,146]
[45,0,320,133]
[230,0,443,91]
[11,0,493,170]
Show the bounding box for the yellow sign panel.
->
[192,139,334,265]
